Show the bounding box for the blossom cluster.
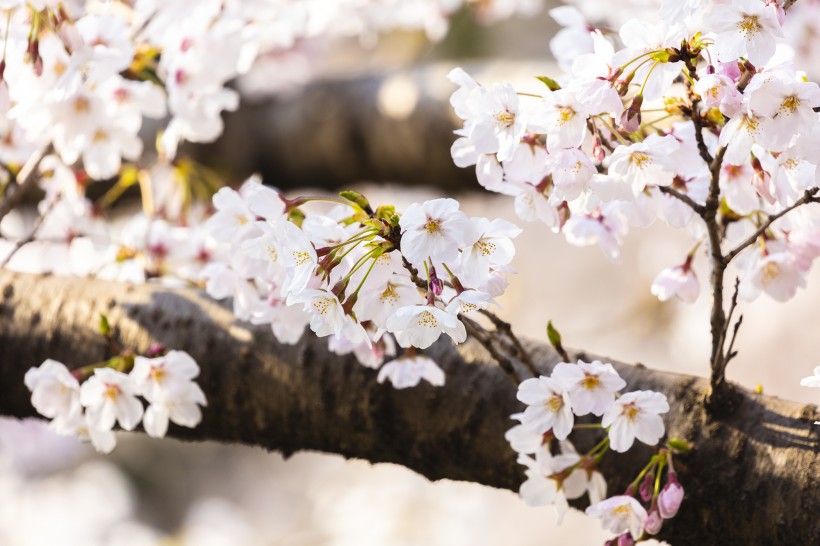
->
[202,178,521,388]
[449,0,820,307]
[24,350,207,453]
[504,360,669,521]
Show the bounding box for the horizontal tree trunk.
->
[0,270,817,544]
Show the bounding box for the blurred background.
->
[2,0,820,544]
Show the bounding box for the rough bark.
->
[0,270,817,544]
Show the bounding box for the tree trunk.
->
[0,271,817,544]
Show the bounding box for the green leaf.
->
[99,314,111,337]
[536,76,561,92]
[546,320,562,348]
[339,190,372,213]
[667,438,692,452]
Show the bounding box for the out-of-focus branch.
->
[0,144,50,223]
[0,271,817,544]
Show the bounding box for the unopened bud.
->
[640,472,654,502]
[592,137,605,162]
[620,94,643,133]
[658,473,684,519]
[617,533,635,546]
[644,509,663,535]
[429,265,444,296]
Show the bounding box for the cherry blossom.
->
[551,360,626,417]
[586,495,648,541]
[516,376,574,440]
[80,368,144,433]
[377,355,445,389]
[602,390,670,452]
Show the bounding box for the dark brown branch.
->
[723,188,820,265]
[658,185,705,215]
[0,271,817,544]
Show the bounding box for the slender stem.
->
[595,116,629,145]
[723,188,820,265]
[0,143,51,224]
[0,196,58,268]
[479,309,539,377]
[658,185,705,215]
[639,61,660,96]
[461,315,520,385]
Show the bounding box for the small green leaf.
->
[99,314,111,337]
[339,190,372,213]
[536,76,561,91]
[667,438,692,452]
[546,320,562,347]
[288,207,306,228]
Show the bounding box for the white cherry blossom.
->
[377,355,445,389]
[399,198,469,267]
[79,368,144,433]
[386,304,467,350]
[586,495,648,541]
[602,390,669,452]
[551,360,626,417]
[516,376,574,439]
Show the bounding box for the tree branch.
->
[0,271,817,543]
[0,144,50,224]
[723,188,820,266]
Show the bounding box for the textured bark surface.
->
[0,271,817,544]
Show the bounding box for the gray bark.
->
[0,271,817,544]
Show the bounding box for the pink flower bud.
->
[717,61,741,82]
[644,509,663,535]
[617,533,635,546]
[640,472,654,502]
[429,266,444,296]
[658,476,684,519]
[619,95,643,133]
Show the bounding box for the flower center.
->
[424,218,442,234]
[557,106,576,125]
[546,394,564,412]
[497,110,516,127]
[622,403,641,421]
[312,296,335,315]
[417,310,439,328]
[779,95,800,115]
[581,374,600,390]
[475,239,496,256]
[380,284,399,304]
[737,15,762,37]
[104,384,120,401]
[761,261,780,285]
[630,151,651,170]
[292,250,311,266]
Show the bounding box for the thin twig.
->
[461,315,521,385]
[0,197,58,268]
[658,186,706,215]
[723,315,744,368]
[0,144,51,224]
[723,188,820,265]
[479,309,539,377]
[714,278,741,375]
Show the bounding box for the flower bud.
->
[644,509,663,535]
[620,94,643,133]
[617,533,635,546]
[658,474,684,519]
[429,265,444,296]
[640,472,654,502]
